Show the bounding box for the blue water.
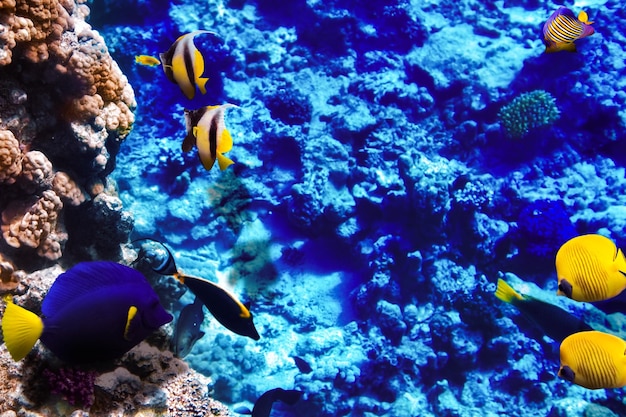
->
[99,0,626,415]
[3,0,626,415]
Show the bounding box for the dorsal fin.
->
[42,262,149,317]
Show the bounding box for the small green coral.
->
[498,90,560,139]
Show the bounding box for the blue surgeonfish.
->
[136,238,260,340]
[495,278,592,343]
[159,30,217,99]
[235,388,303,417]
[542,7,594,53]
[173,296,205,358]
[1,262,173,363]
[183,104,236,171]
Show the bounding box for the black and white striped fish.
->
[160,30,216,99]
[183,104,236,171]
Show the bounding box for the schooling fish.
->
[556,234,626,303]
[235,388,303,417]
[137,238,260,340]
[1,262,172,363]
[160,30,216,99]
[495,279,592,343]
[559,330,626,389]
[183,104,236,171]
[135,55,161,67]
[173,296,205,358]
[542,7,595,53]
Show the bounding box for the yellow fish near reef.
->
[160,30,217,100]
[555,234,626,303]
[559,330,626,389]
[183,104,236,171]
[135,55,161,67]
[542,7,595,53]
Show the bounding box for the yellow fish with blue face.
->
[555,234,626,302]
[559,330,626,389]
[159,30,217,100]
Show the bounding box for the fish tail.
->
[1,296,44,361]
[495,279,524,304]
[217,153,234,171]
[197,76,209,95]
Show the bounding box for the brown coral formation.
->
[0,0,136,264]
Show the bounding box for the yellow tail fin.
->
[2,297,44,361]
[495,279,524,304]
[217,153,234,171]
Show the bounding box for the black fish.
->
[293,356,312,373]
[235,388,303,417]
[136,238,260,340]
[173,296,205,358]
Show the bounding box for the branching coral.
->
[498,90,560,139]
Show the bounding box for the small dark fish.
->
[138,239,260,340]
[236,388,303,417]
[2,262,172,363]
[495,278,592,343]
[181,274,260,340]
[174,296,205,358]
[293,356,312,373]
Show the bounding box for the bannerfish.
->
[173,296,205,358]
[138,238,260,340]
[542,7,595,53]
[160,30,217,99]
[494,279,592,343]
[559,330,626,389]
[183,104,236,171]
[556,234,626,303]
[1,262,173,363]
[235,388,303,417]
[293,356,313,373]
[135,55,161,67]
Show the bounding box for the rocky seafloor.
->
[3,0,626,416]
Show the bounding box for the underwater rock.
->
[0,0,135,264]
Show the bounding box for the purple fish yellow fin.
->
[124,306,139,341]
[2,296,44,361]
[217,153,235,171]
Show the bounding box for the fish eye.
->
[558,279,573,298]
[559,365,575,382]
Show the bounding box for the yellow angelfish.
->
[555,234,626,302]
[559,330,626,389]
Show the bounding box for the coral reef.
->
[498,90,560,139]
[0,0,136,267]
